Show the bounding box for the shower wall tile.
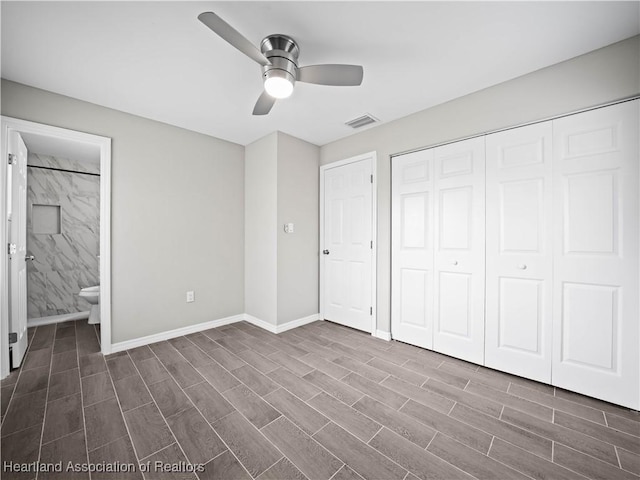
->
[26,154,100,319]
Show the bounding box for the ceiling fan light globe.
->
[264,76,294,99]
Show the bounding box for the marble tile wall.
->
[26,153,100,319]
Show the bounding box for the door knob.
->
[323,250,330,255]
[25,255,35,261]
[518,264,527,270]
[452,260,458,266]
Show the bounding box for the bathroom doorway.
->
[0,117,111,378]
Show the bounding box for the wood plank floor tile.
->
[232,365,279,396]
[234,349,279,374]
[269,351,315,376]
[313,422,406,480]
[22,347,52,371]
[308,392,380,443]
[488,438,584,480]
[352,395,435,448]
[264,388,329,435]
[554,410,640,452]
[267,368,321,401]
[176,345,215,368]
[553,443,638,480]
[207,347,246,371]
[501,406,618,465]
[403,360,469,389]
[149,341,185,366]
[106,354,138,381]
[299,353,350,380]
[53,336,76,354]
[51,350,79,374]
[124,403,174,459]
[422,378,501,417]
[380,376,454,414]
[256,457,308,480]
[196,361,240,393]
[42,393,83,443]
[427,432,528,480]
[184,382,234,425]
[79,353,107,378]
[366,357,426,386]
[145,378,190,419]
[166,407,226,464]
[136,356,170,386]
[114,374,153,412]
[369,427,473,480]
[303,370,362,406]
[185,333,221,354]
[84,397,128,451]
[342,373,408,410]
[47,368,81,402]
[400,400,493,454]
[13,366,49,396]
[1,388,47,436]
[127,345,155,363]
[450,403,552,459]
[606,413,640,437]
[88,436,142,480]
[200,450,251,480]
[223,385,281,429]
[465,380,553,421]
[164,360,204,389]
[617,447,640,475]
[330,465,365,480]
[555,388,640,422]
[213,411,282,478]
[39,429,89,479]
[262,416,342,480]
[82,371,115,407]
[508,383,605,424]
[332,356,388,383]
[142,443,197,479]
[0,424,42,472]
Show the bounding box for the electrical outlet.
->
[186,291,195,303]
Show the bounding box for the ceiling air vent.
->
[345,113,378,129]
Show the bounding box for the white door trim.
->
[0,116,112,379]
[319,151,377,335]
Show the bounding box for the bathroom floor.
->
[1,319,638,480]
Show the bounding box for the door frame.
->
[319,151,377,336]
[0,116,112,379]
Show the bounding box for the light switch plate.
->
[186,291,195,303]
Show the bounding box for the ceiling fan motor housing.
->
[260,34,300,86]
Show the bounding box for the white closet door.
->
[391,149,434,349]
[485,122,553,383]
[552,100,639,409]
[433,137,485,364]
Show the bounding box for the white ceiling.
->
[2,1,638,147]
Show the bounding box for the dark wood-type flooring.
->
[1,319,639,480]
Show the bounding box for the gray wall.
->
[277,132,320,323]
[245,132,278,325]
[319,36,640,334]
[26,153,100,318]
[2,80,245,343]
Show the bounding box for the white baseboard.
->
[109,312,320,354]
[110,314,244,353]
[374,329,391,341]
[28,311,90,327]
[244,313,320,334]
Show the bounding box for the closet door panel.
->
[433,137,485,364]
[485,122,553,383]
[392,149,434,349]
[552,100,639,409]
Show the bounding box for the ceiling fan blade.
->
[253,91,276,115]
[297,64,364,86]
[198,12,270,67]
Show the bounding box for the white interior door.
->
[485,122,553,383]
[322,157,373,333]
[552,100,639,409]
[391,149,434,349]
[8,130,28,367]
[432,137,486,364]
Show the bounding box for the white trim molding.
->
[28,312,90,328]
[109,312,321,354]
[110,314,244,353]
[374,330,392,341]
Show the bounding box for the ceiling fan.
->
[198,12,364,115]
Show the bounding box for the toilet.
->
[79,286,100,324]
